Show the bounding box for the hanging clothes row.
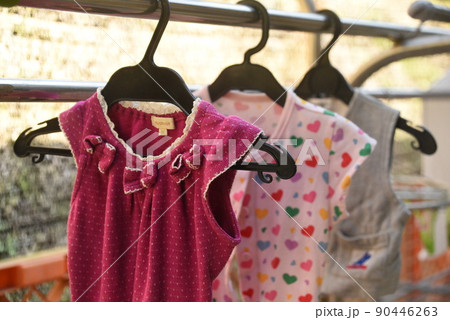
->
[10,0,443,302]
[194,5,377,303]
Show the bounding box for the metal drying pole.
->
[2,79,450,102]
[2,0,448,102]
[16,0,450,40]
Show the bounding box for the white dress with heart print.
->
[195,87,377,302]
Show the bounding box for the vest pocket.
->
[333,228,391,280]
[322,223,402,298]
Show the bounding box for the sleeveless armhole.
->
[58,101,86,168]
[200,115,263,244]
[328,114,377,224]
[59,101,89,204]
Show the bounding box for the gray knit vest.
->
[320,90,411,300]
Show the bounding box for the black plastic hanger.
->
[295,9,437,155]
[295,9,353,104]
[13,0,297,182]
[396,117,437,155]
[208,0,287,106]
[14,0,194,161]
[14,122,296,182]
[13,118,70,164]
[101,0,195,114]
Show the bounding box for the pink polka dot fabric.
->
[59,90,263,301]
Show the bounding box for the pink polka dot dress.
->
[59,89,263,301]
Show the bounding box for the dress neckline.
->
[94,88,203,162]
[201,86,296,140]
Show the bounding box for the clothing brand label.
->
[151,116,175,136]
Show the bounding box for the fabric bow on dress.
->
[169,144,204,183]
[83,135,204,192]
[123,162,158,194]
[83,135,116,174]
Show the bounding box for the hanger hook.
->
[411,125,437,154]
[32,154,46,164]
[142,0,170,64]
[238,0,270,64]
[317,9,342,64]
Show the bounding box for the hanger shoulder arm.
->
[13,117,72,163]
[208,64,287,106]
[232,136,297,182]
[15,119,297,183]
[396,116,437,155]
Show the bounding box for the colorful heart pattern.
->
[332,128,344,142]
[242,288,254,298]
[282,273,298,285]
[322,172,329,184]
[300,259,313,271]
[255,208,268,219]
[271,224,280,236]
[318,242,328,253]
[323,137,332,150]
[334,206,343,217]
[232,191,251,207]
[290,135,304,147]
[271,189,283,201]
[257,272,269,283]
[307,120,321,133]
[234,101,249,111]
[208,94,376,302]
[291,172,302,182]
[341,152,352,168]
[305,156,318,168]
[302,191,316,203]
[233,191,244,202]
[319,208,329,220]
[286,206,299,218]
[360,143,372,156]
[298,294,313,302]
[264,290,277,301]
[241,226,253,238]
[240,259,253,269]
[301,225,315,237]
[285,239,298,250]
[257,240,271,251]
[271,257,280,269]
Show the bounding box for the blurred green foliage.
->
[0,141,75,259]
